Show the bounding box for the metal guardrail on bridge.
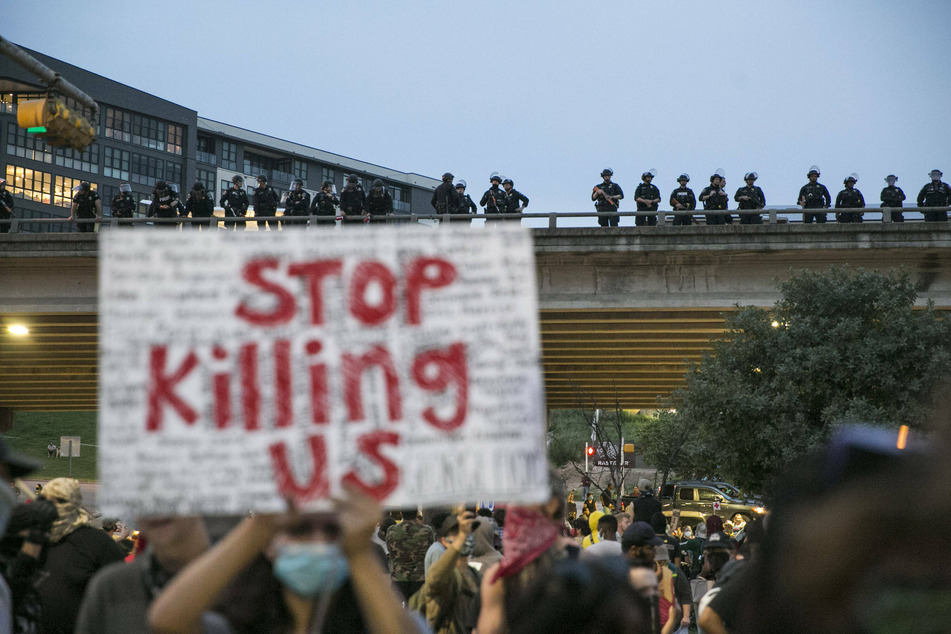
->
[0,206,950,233]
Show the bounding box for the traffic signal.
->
[586,445,595,456]
[17,97,96,152]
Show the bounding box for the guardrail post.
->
[657,210,666,226]
[881,207,891,223]
[769,209,777,224]
[9,218,18,233]
[549,213,557,229]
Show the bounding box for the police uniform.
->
[633,181,659,226]
[339,183,367,224]
[219,186,250,229]
[700,184,730,225]
[917,179,951,222]
[835,187,865,223]
[799,181,831,223]
[503,187,529,220]
[880,185,906,222]
[669,186,696,226]
[734,186,766,224]
[110,193,136,221]
[0,186,16,233]
[252,183,280,229]
[185,189,215,229]
[149,188,181,228]
[480,184,506,221]
[282,189,311,226]
[457,192,477,215]
[73,189,101,233]
[594,181,624,227]
[365,189,393,222]
[431,181,461,214]
[310,191,340,226]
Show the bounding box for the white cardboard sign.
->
[98,226,548,516]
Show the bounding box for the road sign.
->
[590,443,635,468]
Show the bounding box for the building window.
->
[131,153,165,187]
[196,135,216,165]
[53,176,96,208]
[103,147,131,180]
[166,124,183,156]
[243,151,273,176]
[220,179,232,196]
[321,167,334,186]
[54,144,99,174]
[293,160,307,182]
[221,141,237,170]
[104,107,132,143]
[164,162,182,189]
[5,164,52,204]
[197,168,215,194]
[5,122,54,164]
[132,114,165,151]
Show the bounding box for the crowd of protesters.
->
[1,409,949,633]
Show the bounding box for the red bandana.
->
[491,506,559,583]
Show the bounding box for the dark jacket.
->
[149,190,180,219]
[734,186,765,210]
[835,188,865,208]
[311,191,340,216]
[219,187,250,217]
[251,185,280,214]
[0,189,13,217]
[339,185,366,215]
[458,193,477,215]
[283,189,312,216]
[880,185,905,207]
[184,191,214,218]
[700,186,729,210]
[479,186,505,214]
[366,190,394,217]
[798,182,831,208]
[917,181,951,207]
[670,186,696,211]
[503,188,529,214]
[593,181,624,211]
[431,182,461,213]
[110,193,136,218]
[73,190,101,217]
[633,182,659,211]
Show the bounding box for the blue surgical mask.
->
[273,542,349,598]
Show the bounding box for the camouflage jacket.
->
[386,521,435,582]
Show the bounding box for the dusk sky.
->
[5,0,950,222]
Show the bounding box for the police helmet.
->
[154,181,167,191]
[844,173,858,184]
[119,183,132,193]
[257,175,268,183]
[711,168,725,182]
[931,169,943,178]
[808,165,821,177]
[489,172,502,183]
[642,169,657,179]
[455,179,467,189]
[601,168,614,176]
[502,178,514,186]
[442,172,454,181]
[744,172,758,181]
[191,181,205,191]
[678,173,690,182]
[347,174,358,183]
[169,184,179,193]
[322,180,334,189]
[884,174,898,182]
[0,178,6,186]
[372,179,384,188]
[291,178,304,190]
[232,175,244,185]
[80,181,91,190]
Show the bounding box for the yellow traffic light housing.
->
[16,97,96,152]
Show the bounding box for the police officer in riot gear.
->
[70,182,101,233]
[149,181,180,228]
[502,177,529,221]
[220,175,250,230]
[633,169,660,226]
[0,178,14,233]
[110,183,136,227]
[734,172,766,224]
[480,172,506,222]
[798,166,832,223]
[917,170,950,222]
[455,180,477,218]
[283,178,311,227]
[366,178,393,223]
[431,172,461,216]
[592,168,624,227]
[669,174,696,226]
[700,169,730,225]
[835,174,865,223]
[339,174,367,224]
[252,175,280,230]
[310,180,340,225]
[880,175,906,222]
[185,181,215,230]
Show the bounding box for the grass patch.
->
[2,411,98,482]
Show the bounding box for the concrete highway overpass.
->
[2,223,950,412]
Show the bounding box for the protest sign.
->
[98,226,548,516]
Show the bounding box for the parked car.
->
[659,480,767,527]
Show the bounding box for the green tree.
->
[672,267,951,490]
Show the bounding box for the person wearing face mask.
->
[35,478,126,634]
[879,175,906,222]
[148,484,423,634]
[411,510,483,633]
[0,439,42,633]
[917,169,950,222]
